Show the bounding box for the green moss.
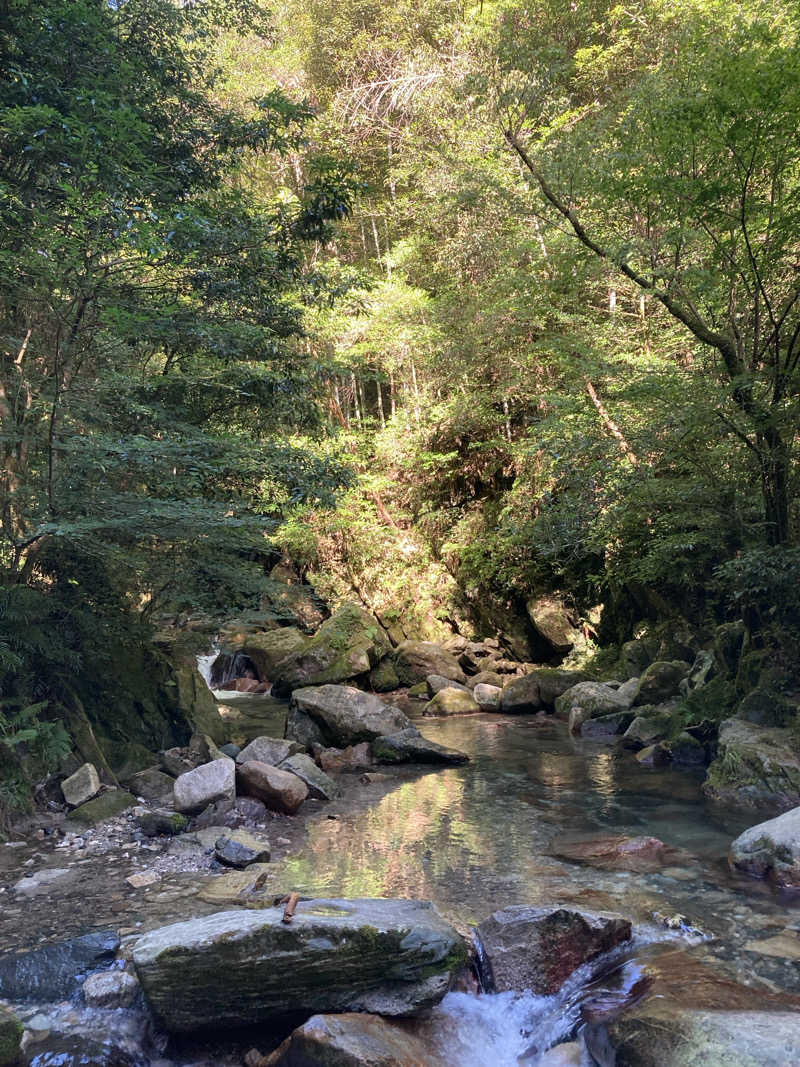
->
[0,1004,22,1065]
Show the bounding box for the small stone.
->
[82,969,140,1008]
[126,871,159,888]
[60,763,101,807]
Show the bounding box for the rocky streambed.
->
[2,687,800,1065]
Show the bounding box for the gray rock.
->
[729,805,800,887]
[476,906,631,995]
[13,867,79,896]
[609,1008,800,1066]
[371,728,470,765]
[67,790,137,825]
[279,753,339,801]
[554,682,628,720]
[633,660,690,706]
[173,758,235,815]
[620,638,653,678]
[269,1012,450,1067]
[423,687,480,716]
[369,658,401,692]
[473,683,502,710]
[623,708,673,747]
[125,767,175,801]
[703,718,800,809]
[670,731,706,765]
[82,969,140,1008]
[580,710,635,739]
[468,670,505,689]
[425,674,471,697]
[615,676,640,707]
[219,743,240,759]
[161,747,196,777]
[287,685,412,748]
[214,830,271,868]
[525,595,579,654]
[686,649,717,691]
[500,674,542,714]
[60,762,100,807]
[235,736,302,767]
[136,810,188,837]
[393,641,467,687]
[236,761,308,814]
[132,898,467,1031]
[0,931,119,1000]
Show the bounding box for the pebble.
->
[126,871,159,888]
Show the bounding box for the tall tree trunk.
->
[376,378,386,429]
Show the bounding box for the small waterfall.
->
[196,646,220,689]
[196,647,264,692]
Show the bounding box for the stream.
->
[2,700,799,1064]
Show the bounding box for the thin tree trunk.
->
[376,378,386,429]
[585,379,639,465]
[389,368,396,418]
[351,371,362,428]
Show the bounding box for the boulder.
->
[554,682,628,720]
[371,728,470,765]
[609,1008,800,1066]
[214,830,271,869]
[271,604,391,696]
[60,762,100,807]
[133,898,467,1031]
[423,687,480,716]
[623,708,673,748]
[136,809,188,837]
[473,683,502,711]
[729,805,800,887]
[279,753,339,801]
[173,758,235,815]
[236,736,303,767]
[580,710,635,739]
[0,1004,21,1066]
[468,670,505,689]
[614,676,640,708]
[0,931,119,1000]
[736,687,797,727]
[669,731,706,765]
[82,969,140,1009]
[172,663,227,743]
[125,767,175,801]
[500,674,543,714]
[393,641,467,687]
[237,627,309,679]
[267,1013,450,1067]
[525,596,580,654]
[161,746,196,777]
[287,685,412,748]
[476,906,631,995]
[259,576,329,632]
[426,674,471,698]
[236,761,308,814]
[316,742,373,773]
[703,718,800,809]
[620,638,653,678]
[369,659,401,693]
[685,649,717,691]
[632,660,690,706]
[529,669,593,707]
[67,789,137,825]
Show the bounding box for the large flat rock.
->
[133,898,467,1032]
[287,685,412,748]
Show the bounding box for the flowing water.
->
[2,704,799,1064]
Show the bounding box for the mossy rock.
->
[370,659,401,693]
[633,661,690,706]
[173,664,227,743]
[703,718,800,809]
[737,688,797,728]
[713,620,746,677]
[0,1004,22,1066]
[67,789,137,825]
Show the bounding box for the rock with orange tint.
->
[236,761,307,814]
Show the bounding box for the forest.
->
[1,3,800,1062]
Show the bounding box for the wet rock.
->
[0,931,119,1000]
[271,604,391,696]
[82,969,140,1008]
[18,1031,139,1066]
[236,761,308,814]
[125,767,175,801]
[635,742,671,767]
[198,863,272,906]
[632,661,690,706]
[500,674,543,713]
[133,898,468,1032]
[214,830,271,868]
[568,705,592,734]
[669,731,706,765]
[729,805,800,887]
[703,718,800,809]
[279,753,339,801]
[136,809,187,837]
[0,1004,22,1066]
[554,682,628,720]
[550,833,675,872]
[13,867,79,896]
[525,595,580,655]
[237,626,309,679]
[535,1043,582,1067]
[173,758,235,815]
[371,728,470,765]
[236,736,303,767]
[219,742,240,759]
[393,641,467,687]
[61,763,101,807]
[580,710,635,739]
[287,685,412,748]
[267,1012,450,1067]
[623,708,673,748]
[473,683,502,710]
[67,790,137,825]
[369,658,401,693]
[609,1008,800,1066]
[425,674,471,697]
[316,742,373,773]
[476,906,631,995]
[424,687,480,716]
[744,929,800,959]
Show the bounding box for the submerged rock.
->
[267,1012,450,1067]
[550,833,679,873]
[132,898,467,1032]
[393,641,467,687]
[729,805,800,887]
[580,710,635,739]
[173,758,235,815]
[0,931,119,1000]
[475,906,631,995]
[287,685,412,748]
[214,830,271,868]
[371,728,470,765]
